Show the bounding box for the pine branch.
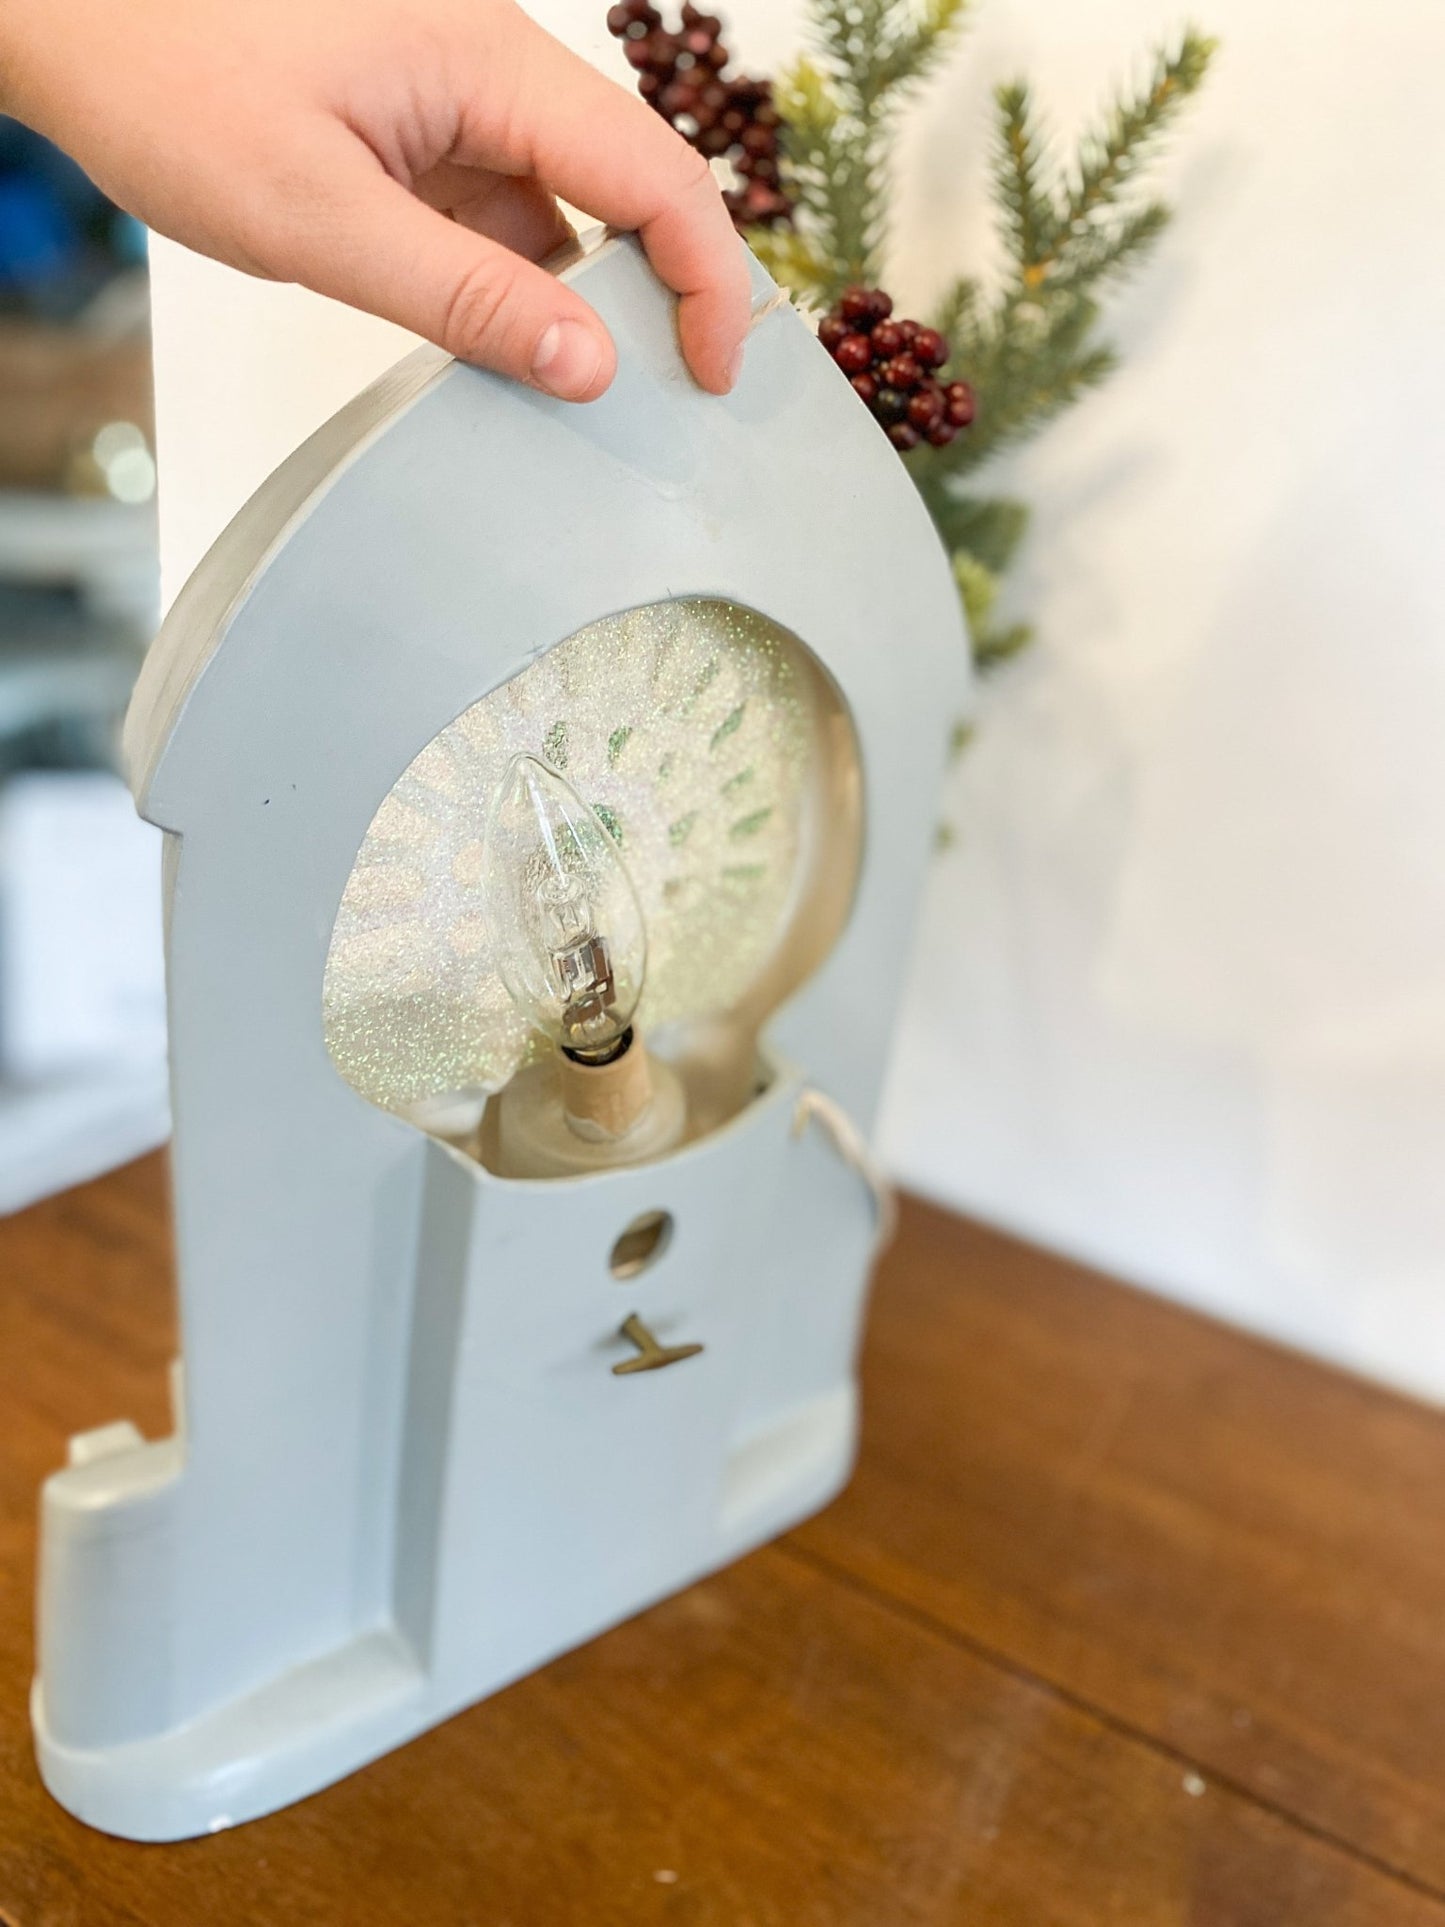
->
[813,0,967,108]
[964,340,1118,471]
[743,223,836,305]
[981,32,1213,311]
[915,290,1116,484]
[773,55,884,293]
[869,0,972,101]
[1064,31,1216,235]
[1048,201,1170,294]
[810,0,894,112]
[993,83,1057,283]
[920,30,1213,489]
[975,622,1035,667]
[952,552,1034,667]
[779,0,974,294]
[930,274,982,356]
[757,3,1215,672]
[924,493,1030,576]
[776,53,842,155]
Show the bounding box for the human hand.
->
[0,0,752,400]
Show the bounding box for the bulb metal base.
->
[561,1022,635,1071]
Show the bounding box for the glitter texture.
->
[323,598,816,1112]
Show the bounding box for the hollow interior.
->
[322,596,862,1165]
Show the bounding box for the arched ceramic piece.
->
[32,233,968,1840]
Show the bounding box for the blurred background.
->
[0,118,166,1213]
[8,0,1445,1407]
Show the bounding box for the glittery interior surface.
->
[323,598,816,1113]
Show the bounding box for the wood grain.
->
[803,1198,1445,1891]
[2,1156,1443,1924]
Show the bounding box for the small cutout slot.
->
[610,1210,674,1280]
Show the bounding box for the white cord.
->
[791,1086,898,1254]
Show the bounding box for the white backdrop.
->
[150,0,1445,1399]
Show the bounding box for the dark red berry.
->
[873,386,908,426]
[879,353,924,391]
[819,286,961,453]
[834,333,874,375]
[945,380,977,426]
[612,11,797,234]
[727,179,790,224]
[625,32,671,69]
[912,327,948,370]
[907,384,944,429]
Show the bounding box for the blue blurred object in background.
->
[0,119,142,318]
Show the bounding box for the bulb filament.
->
[552,930,621,1058]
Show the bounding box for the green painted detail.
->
[729,805,774,840]
[543,719,568,769]
[607,725,633,768]
[593,803,623,848]
[711,703,747,751]
[668,812,699,848]
[680,657,721,716]
[721,767,756,797]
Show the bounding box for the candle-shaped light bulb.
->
[481,754,646,1064]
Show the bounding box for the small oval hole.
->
[610,1210,674,1280]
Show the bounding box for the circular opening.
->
[610,1210,674,1280]
[322,596,861,1128]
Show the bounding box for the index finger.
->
[460,11,753,394]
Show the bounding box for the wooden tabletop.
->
[4,1156,1445,1925]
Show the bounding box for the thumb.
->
[274,157,617,401]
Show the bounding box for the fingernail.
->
[531,320,604,401]
[726,342,746,390]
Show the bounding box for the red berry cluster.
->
[819,287,976,452]
[606,3,791,228]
